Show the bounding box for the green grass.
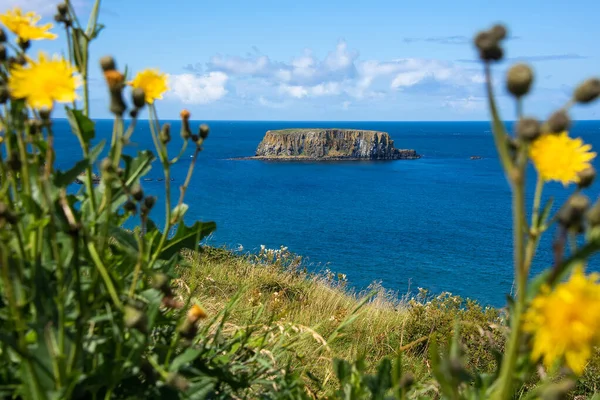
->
[178,247,509,396]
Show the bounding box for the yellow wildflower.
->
[187,304,207,323]
[129,69,168,104]
[8,52,80,110]
[529,132,596,186]
[523,268,600,375]
[0,7,57,41]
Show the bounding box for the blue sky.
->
[4,0,600,120]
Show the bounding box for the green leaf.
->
[55,160,88,187]
[109,226,139,255]
[90,23,105,39]
[154,221,216,261]
[169,349,202,372]
[123,151,155,186]
[90,139,106,163]
[537,197,554,227]
[65,106,95,142]
[333,358,352,381]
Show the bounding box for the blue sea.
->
[54,119,600,307]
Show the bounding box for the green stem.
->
[484,63,513,176]
[88,242,123,309]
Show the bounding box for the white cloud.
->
[442,95,485,111]
[188,40,488,107]
[167,72,228,105]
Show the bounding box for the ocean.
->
[54,119,600,307]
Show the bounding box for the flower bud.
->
[0,44,6,62]
[166,373,190,392]
[586,199,600,227]
[490,24,507,41]
[124,305,148,333]
[123,200,137,214]
[100,56,116,72]
[151,273,172,295]
[8,151,21,172]
[0,85,9,104]
[26,119,42,136]
[131,184,144,201]
[180,110,191,140]
[57,2,68,16]
[187,304,207,323]
[199,124,209,139]
[474,31,503,62]
[132,88,146,109]
[573,78,600,104]
[547,110,571,134]
[177,319,198,339]
[17,38,30,52]
[516,117,540,141]
[506,64,533,97]
[577,167,596,189]
[159,123,171,144]
[558,194,589,229]
[14,54,26,66]
[144,196,156,210]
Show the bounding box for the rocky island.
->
[252,129,420,161]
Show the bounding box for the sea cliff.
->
[253,129,419,160]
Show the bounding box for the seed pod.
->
[131,184,144,201]
[516,117,540,141]
[124,305,148,333]
[573,78,600,104]
[547,110,571,133]
[144,196,156,210]
[558,194,589,229]
[159,123,171,144]
[506,64,534,97]
[199,124,209,139]
[100,56,116,72]
[577,167,596,189]
[132,87,146,109]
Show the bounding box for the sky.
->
[2,0,599,121]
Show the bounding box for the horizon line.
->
[51,118,600,123]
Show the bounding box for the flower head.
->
[524,268,600,375]
[0,7,57,41]
[529,132,596,186]
[8,52,80,110]
[129,69,168,104]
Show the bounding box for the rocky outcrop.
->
[254,129,419,160]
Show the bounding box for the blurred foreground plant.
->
[0,2,312,399]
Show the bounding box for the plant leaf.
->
[154,221,216,261]
[169,349,202,372]
[55,160,88,187]
[90,139,106,163]
[65,106,95,142]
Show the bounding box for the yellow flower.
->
[129,69,168,104]
[8,52,80,110]
[523,268,600,375]
[529,132,596,186]
[0,7,57,41]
